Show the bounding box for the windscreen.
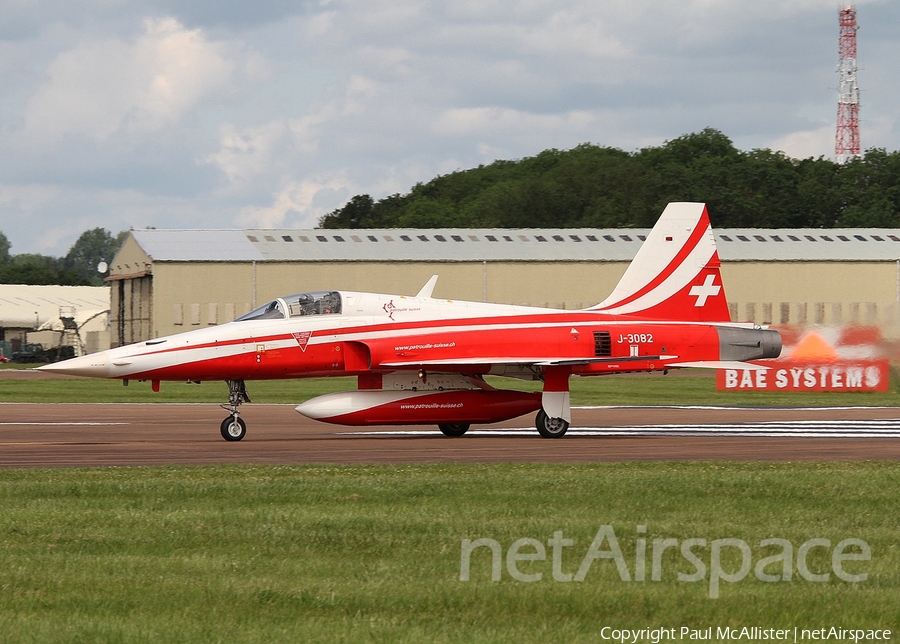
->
[235,291,342,321]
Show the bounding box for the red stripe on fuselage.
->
[113,310,726,381]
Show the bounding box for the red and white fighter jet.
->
[40,202,781,440]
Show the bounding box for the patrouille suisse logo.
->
[292,331,312,352]
[383,299,418,320]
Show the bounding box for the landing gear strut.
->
[220,380,251,441]
[538,366,571,438]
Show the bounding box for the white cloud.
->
[0,184,126,254]
[206,74,389,191]
[2,0,900,257]
[20,17,269,144]
[339,0,428,33]
[768,123,834,159]
[204,120,292,187]
[237,174,354,228]
[434,106,597,137]
[860,114,896,153]
[0,183,60,212]
[433,15,629,62]
[354,46,416,78]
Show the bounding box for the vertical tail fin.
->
[589,202,731,322]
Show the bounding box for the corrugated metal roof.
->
[126,227,900,263]
[246,228,649,261]
[714,229,900,261]
[131,229,263,261]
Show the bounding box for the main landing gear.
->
[438,422,470,437]
[536,365,570,438]
[220,380,251,441]
[535,409,569,438]
[437,413,568,438]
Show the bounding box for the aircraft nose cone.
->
[36,353,110,378]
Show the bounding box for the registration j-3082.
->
[617,333,654,344]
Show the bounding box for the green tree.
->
[319,194,376,228]
[317,129,900,231]
[0,254,90,286]
[0,231,10,264]
[396,198,460,227]
[64,228,128,285]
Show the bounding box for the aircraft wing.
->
[380,357,769,370]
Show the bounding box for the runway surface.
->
[2,403,900,468]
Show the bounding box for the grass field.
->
[2,369,898,641]
[0,462,897,643]
[3,368,900,406]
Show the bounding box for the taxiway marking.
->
[341,419,900,439]
[0,422,129,426]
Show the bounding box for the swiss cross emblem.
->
[292,331,312,352]
[689,274,721,307]
[383,300,397,320]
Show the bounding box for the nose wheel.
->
[219,380,251,441]
[220,416,247,441]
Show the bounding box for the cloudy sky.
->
[1,0,898,256]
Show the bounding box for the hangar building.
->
[107,227,900,346]
[0,285,110,358]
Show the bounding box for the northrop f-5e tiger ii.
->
[40,202,782,440]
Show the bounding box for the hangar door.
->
[109,273,153,346]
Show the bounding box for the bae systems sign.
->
[717,361,889,393]
[717,327,890,393]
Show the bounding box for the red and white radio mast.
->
[835,5,860,163]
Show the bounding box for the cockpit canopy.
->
[235,291,342,321]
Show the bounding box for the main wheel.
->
[438,422,470,437]
[535,409,569,438]
[220,416,247,441]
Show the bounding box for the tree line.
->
[0,228,128,286]
[319,128,900,230]
[5,128,899,286]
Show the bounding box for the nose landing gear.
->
[220,416,247,441]
[220,380,251,441]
